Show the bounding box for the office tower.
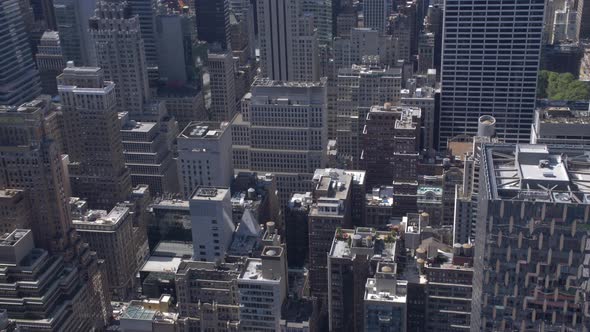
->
[238,246,288,331]
[418,32,435,73]
[307,169,358,300]
[336,6,357,37]
[72,203,137,300]
[577,0,590,40]
[58,63,132,209]
[0,189,30,235]
[400,81,437,152]
[424,244,473,331]
[327,227,397,331]
[439,0,545,148]
[361,105,421,188]
[336,63,402,168]
[0,98,75,256]
[232,78,328,204]
[0,0,42,106]
[208,52,237,122]
[257,0,320,81]
[195,0,231,51]
[303,0,333,46]
[30,0,57,29]
[90,0,151,118]
[472,144,590,330]
[120,117,179,196]
[36,31,66,96]
[451,116,498,244]
[424,2,443,77]
[530,106,590,146]
[177,121,233,198]
[388,13,412,63]
[127,0,159,70]
[189,187,235,261]
[285,193,312,268]
[363,0,387,33]
[229,0,256,60]
[157,86,206,129]
[53,0,97,66]
[0,230,110,330]
[175,260,242,330]
[364,262,408,332]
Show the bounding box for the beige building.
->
[58,63,132,209]
[0,189,30,235]
[208,52,237,122]
[232,78,328,204]
[72,201,138,300]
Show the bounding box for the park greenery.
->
[537,70,590,100]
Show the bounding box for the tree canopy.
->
[537,70,590,101]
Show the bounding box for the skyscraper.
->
[127,0,159,69]
[36,31,66,96]
[208,51,237,121]
[0,0,42,106]
[195,0,231,51]
[53,0,97,66]
[257,0,320,82]
[58,63,132,210]
[90,0,151,118]
[439,0,545,148]
[472,144,590,330]
[363,0,387,34]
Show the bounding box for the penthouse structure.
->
[472,144,590,330]
[177,121,233,198]
[232,79,328,204]
[530,106,590,146]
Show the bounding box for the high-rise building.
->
[72,202,137,300]
[120,117,179,196]
[336,63,402,168]
[0,98,74,256]
[189,187,235,262]
[232,79,328,204]
[472,144,590,330]
[364,262,408,332]
[90,0,151,118]
[439,0,545,148]
[0,229,111,330]
[53,0,97,66]
[208,51,237,122]
[0,0,42,106]
[195,0,232,51]
[257,0,320,82]
[36,31,66,96]
[363,0,387,34]
[303,0,333,46]
[0,189,30,235]
[57,63,132,210]
[177,121,233,198]
[328,227,398,331]
[285,192,312,268]
[361,104,421,188]
[127,0,159,70]
[237,246,288,332]
[30,0,57,30]
[530,106,590,146]
[175,260,242,331]
[577,0,590,40]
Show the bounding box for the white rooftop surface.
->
[365,279,407,304]
[239,259,279,282]
[191,187,228,201]
[140,256,183,274]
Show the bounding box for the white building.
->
[177,121,233,198]
[208,51,237,122]
[238,246,287,332]
[439,0,545,148]
[232,78,328,204]
[257,0,319,81]
[189,187,235,262]
[364,262,407,332]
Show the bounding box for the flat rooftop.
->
[329,227,397,260]
[179,121,228,139]
[72,205,129,227]
[153,241,193,258]
[538,107,590,125]
[121,121,157,133]
[483,144,590,202]
[121,304,156,321]
[140,255,183,274]
[191,186,229,201]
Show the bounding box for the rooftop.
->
[121,121,157,133]
[121,305,156,321]
[537,107,590,125]
[152,241,193,258]
[179,121,229,139]
[483,144,590,201]
[190,186,229,201]
[140,255,183,274]
[253,77,327,88]
[329,227,397,260]
[366,186,394,207]
[72,205,129,228]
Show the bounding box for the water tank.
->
[477,115,496,137]
[416,247,427,260]
[462,243,473,257]
[247,188,256,199]
[266,221,275,234]
[352,234,362,247]
[453,243,463,256]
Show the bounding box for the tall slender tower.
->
[257,0,319,82]
[90,0,151,118]
[439,0,545,149]
[195,0,232,51]
[53,0,97,66]
[0,0,42,106]
[58,63,132,209]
